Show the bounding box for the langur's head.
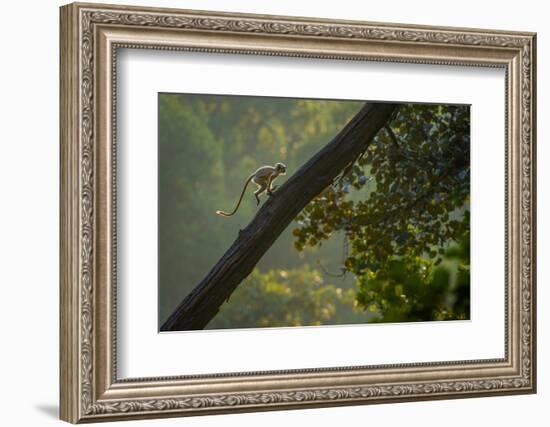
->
[275,162,287,175]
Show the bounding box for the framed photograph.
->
[60,2,537,423]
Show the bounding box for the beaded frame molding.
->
[60,2,537,423]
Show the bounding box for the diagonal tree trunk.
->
[161,102,397,331]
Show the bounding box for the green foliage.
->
[159,96,228,321]
[208,265,368,329]
[356,234,470,322]
[292,103,470,320]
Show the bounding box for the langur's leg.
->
[254,182,267,205]
[266,175,275,196]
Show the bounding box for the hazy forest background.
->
[158,93,470,329]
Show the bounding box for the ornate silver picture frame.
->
[60,2,536,423]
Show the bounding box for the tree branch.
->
[161,102,398,331]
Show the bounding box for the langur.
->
[216,162,287,217]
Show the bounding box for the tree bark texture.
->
[161,102,397,331]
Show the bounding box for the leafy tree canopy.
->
[293,104,470,318]
[357,232,470,323]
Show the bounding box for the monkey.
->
[216,162,287,217]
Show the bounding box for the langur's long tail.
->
[216,175,254,217]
